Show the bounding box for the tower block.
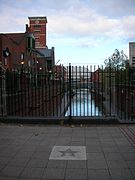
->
[28,16,47,48]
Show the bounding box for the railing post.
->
[0,66,6,117]
[69,63,72,124]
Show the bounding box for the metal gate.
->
[0,64,135,123]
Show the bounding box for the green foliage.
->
[104,49,129,70]
[103,49,132,85]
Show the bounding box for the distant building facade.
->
[66,66,91,82]
[37,47,55,71]
[53,65,67,81]
[129,42,135,67]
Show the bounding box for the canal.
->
[65,89,102,116]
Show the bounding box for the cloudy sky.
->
[0,0,135,65]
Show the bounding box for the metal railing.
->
[0,65,135,123]
[0,66,6,116]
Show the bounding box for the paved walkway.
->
[0,124,135,180]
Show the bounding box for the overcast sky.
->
[0,0,135,65]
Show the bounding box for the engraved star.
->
[59,148,78,157]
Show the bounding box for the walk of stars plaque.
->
[49,146,87,160]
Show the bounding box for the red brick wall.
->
[29,18,47,48]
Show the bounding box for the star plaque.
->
[49,146,87,160]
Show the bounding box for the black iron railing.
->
[0,66,6,116]
[0,65,135,123]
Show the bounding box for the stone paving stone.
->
[110,168,135,180]
[41,179,64,180]
[14,150,34,159]
[8,157,30,167]
[87,153,108,170]
[86,138,100,145]
[107,160,128,169]
[67,160,87,169]
[130,168,135,178]
[47,160,67,168]
[40,138,56,146]
[24,139,41,146]
[0,157,11,166]
[117,145,135,153]
[0,143,20,151]
[87,159,108,169]
[115,138,132,146]
[0,148,17,158]
[88,169,111,180]
[19,178,40,180]
[85,133,99,138]
[20,167,44,178]
[71,137,85,141]
[86,145,102,153]
[72,134,85,139]
[19,144,38,152]
[87,152,105,160]
[70,141,85,146]
[104,152,125,161]
[104,152,129,169]
[0,177,19,180]
[0,164,6,171]
[102,146,119,153]
[100,140,116,146]
[55,137,71,146]
[32,151,50,159]
[122,152,135,161]
[26,158,48,168]
[127,161,135,168]
[65,168,87,180]
[35,145,53,152]
[42,168,65,179]
[0,166,24,177]
[0,138,13,145]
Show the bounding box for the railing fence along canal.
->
[0,64,135,123]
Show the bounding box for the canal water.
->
[65,89,102,116]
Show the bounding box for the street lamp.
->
[21,61,24,65]
[20,52,24,68]
[21,61,24,68]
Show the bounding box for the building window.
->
[34,30,41,33]
[20,53,24,60]
[27,36,35,51]
[33,25,41,28]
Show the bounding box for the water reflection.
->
[65,89,102,116]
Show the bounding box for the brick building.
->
[0,16,55,70]
[28,16,47,48]
[28,16,55,70]
[53,65,67,81]
[0,32,38,69]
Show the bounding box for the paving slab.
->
[88,169,111,180]
[0,124,134,180]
